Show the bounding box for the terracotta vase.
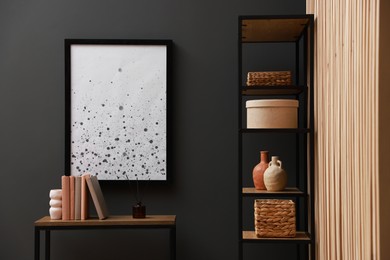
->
[263,156,287,191]
[252,151,269,190]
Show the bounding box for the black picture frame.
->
[65,39,172,181]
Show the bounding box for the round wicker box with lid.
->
[246,99,299,128]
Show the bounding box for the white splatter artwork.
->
[70,44,167,180]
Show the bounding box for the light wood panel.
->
[307,0,380,259]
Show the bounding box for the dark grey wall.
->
[0,0,305,259]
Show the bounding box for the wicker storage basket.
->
[254,199,296,238]
[247,71,292,86]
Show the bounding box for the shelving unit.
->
[238,15,314,260]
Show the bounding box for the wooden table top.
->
[35,215,176,227]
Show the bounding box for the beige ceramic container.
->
[263,156,287,191]
[246,99,299,128]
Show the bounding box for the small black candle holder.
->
[132,202,146,218]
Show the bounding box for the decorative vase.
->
[252,151,269,190]
[49,189,62,220]
[263,156,287,191]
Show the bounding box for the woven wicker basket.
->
[247,71,292,86]
[254,199,296,238]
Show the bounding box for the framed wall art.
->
[65,39,172,181]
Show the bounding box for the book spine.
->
[86,175,108,220]
[70,176,75,220]
[61,176,70,220]
[91,176,109,219]
[81,174,89,220]
[75,176,81,220]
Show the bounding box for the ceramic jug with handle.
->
[263,156,287,191]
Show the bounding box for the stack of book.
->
[61,174,109,220]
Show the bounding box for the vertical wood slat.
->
[307,0,380,259]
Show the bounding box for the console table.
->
[34,215,176,260]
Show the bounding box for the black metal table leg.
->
[35,215,176,260]
[45,230,50,260]
[170,226,176,260]
[35,227,40,260]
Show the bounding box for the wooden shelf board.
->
[35,215,176,227]
[241,18,310,42]
[240,128,310,134]
[242,231,311,242]
[242,86,306,96]
[242,187,305,196]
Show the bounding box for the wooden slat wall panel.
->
[307,0,380,259]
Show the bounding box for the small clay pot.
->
[133,202,146,218]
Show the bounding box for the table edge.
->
[35,215,176,227]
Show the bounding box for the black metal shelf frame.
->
[237,15,315,260]
[241,85,307,96]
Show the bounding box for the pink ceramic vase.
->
[252,151,269,190]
